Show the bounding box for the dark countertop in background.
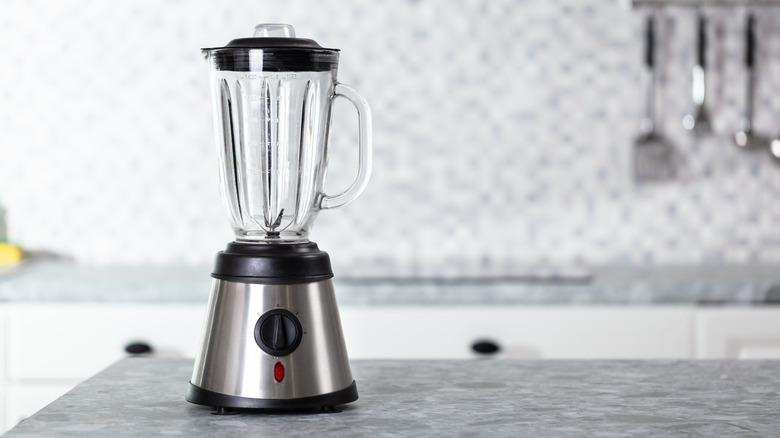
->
[5,358,780,437]
[0,261,779,305]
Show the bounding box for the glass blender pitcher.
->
[205,24,372,242]
[188,24,371,411]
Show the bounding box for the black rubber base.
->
[186,381,358,411]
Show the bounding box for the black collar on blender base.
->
[212,241,333,285]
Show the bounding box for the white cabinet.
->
[341,306,694,359]
[1,303,207,433]
[0,308,6,433]
[3,302,780,432]
[4,384,74,429]
[695,308,780,359]
[6,304,206,381]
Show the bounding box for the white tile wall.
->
[0,0,778,274]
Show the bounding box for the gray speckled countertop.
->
[5,358,780,436]
[1,261,779,305]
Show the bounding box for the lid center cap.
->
[254,24,295,38]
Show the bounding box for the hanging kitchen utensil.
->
[682,12,712,136]
[771,138,780,163]
[734,12,769,149]
[634,14,677,182]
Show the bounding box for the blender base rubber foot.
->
[211,407,239,415]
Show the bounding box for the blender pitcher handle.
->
[320,83,373,210]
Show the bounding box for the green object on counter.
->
[0,199,22,266]
[0,199,6,242]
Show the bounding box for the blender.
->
[187,24,372,411]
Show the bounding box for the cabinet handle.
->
[764,285,780,304]
[472,340,500,355]
[125,342,153,355]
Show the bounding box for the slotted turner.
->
[634,14,677,183]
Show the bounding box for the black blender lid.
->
[203,24,339,72]
[205,24,337,51]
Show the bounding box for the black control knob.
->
[254,309,303,356]
[261,315,297,350]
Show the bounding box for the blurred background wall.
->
[0,0,779,275]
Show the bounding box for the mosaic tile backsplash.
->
[0,0,779,275]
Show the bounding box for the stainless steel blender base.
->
[187,278,357,409]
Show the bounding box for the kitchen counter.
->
[5,358,780,436]
[1,261,779,305]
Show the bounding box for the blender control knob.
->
[254,309,303,356]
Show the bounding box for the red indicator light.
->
[274,362,285,382]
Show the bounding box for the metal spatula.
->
[634,14,676,182]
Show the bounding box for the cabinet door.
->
[340,306,694,359]
[0,308,6,433]
[3,383,76,433]
[695,308,780,358]
[6,304,206,381]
